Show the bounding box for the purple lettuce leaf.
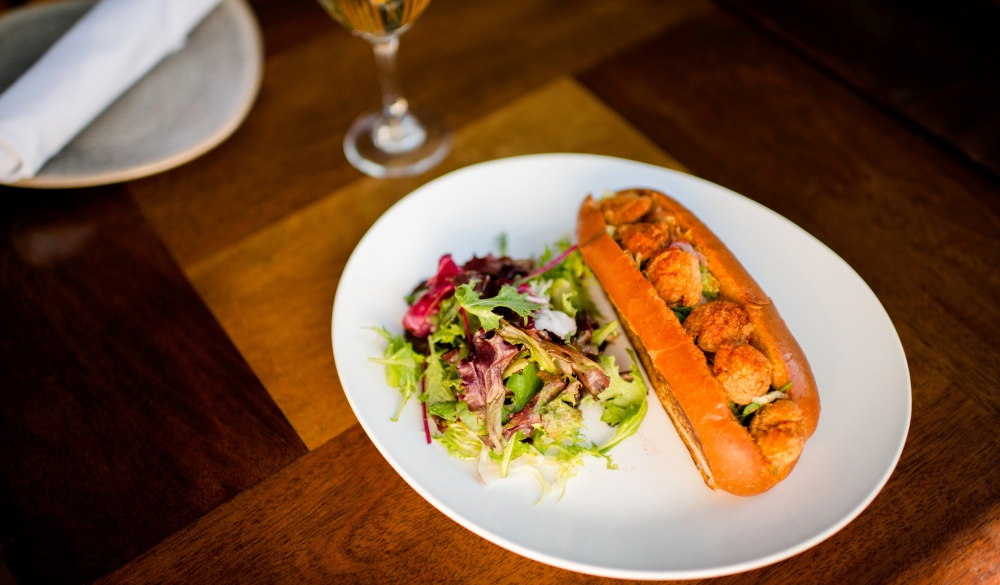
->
[456,330,519,450]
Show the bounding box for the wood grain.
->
[100,425,598,585]
[186,77,684,449]
[577,9,1000,417]
[99,387,1000,585]
[4,0,1000,582]
[0,186,306,584]
[248,0,336,58]
[128,0,708,268]
[719,0,1000,178]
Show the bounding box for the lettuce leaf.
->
[369,327,426,421]
[671,306,693,324]
[536,241,601,319]
[548,278,579,318]
[497,320,558,374]
[437,421,483,460]
[701,265,720,301]
[454,284,542,331]
[499,430,528,477]
[506,361,543,412]
[596,349,649,453]
[591,320,619,347]
[421,339,460,406]
[429,320,465,347]
[427,401,458,420]
[431,400,484,433]
[539,399,583,442]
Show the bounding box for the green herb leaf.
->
[454,284,542,331]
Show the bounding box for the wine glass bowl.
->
[318,0,430,39]
[318,0,451,179]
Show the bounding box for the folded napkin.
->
[0,0,222,183]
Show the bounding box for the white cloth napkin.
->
[0,0,222,183]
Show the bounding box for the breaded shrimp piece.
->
[646,248,702,307]
[749,399,806,474]
[713,343,772,405]
[684,300,753,352]
[617,222,672,262]
[600,193,652,226]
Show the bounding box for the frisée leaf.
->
[596,349,649,453]
[437,421,483,460]
[369,327,425,421]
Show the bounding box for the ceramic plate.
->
[0,0,262,188]
[331,154,911,579]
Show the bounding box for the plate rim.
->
[331,153,912,579]
[6,0,263,189]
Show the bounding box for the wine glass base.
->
[343,106,452,179]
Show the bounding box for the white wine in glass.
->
[317,0,451,179]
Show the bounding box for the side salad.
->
[371,239,649,499]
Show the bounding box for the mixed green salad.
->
[371,239,649,499]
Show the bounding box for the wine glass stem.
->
[370,37,426,153]
[372,37,406,118]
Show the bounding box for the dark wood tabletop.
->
[2,0,999,583]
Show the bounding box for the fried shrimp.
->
[617,222,672,262]
[684,301,753,352]
[600,193,652,226]
[713,343,772,405]
[646,248,702,307]
[749,399,806,474]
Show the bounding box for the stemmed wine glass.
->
[318,0,451,179]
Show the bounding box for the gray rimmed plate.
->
[0,0,263,188]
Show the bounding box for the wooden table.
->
[2,0,999,583]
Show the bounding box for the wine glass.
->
[318,0,451,179]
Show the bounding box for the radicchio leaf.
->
[404,254,461,337]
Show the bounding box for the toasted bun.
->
[578,190,819,496]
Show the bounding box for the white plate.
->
[332,154,911,579]
[0,0,262,188]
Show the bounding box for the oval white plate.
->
[0,0,262,188]
[332,154,911,579]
